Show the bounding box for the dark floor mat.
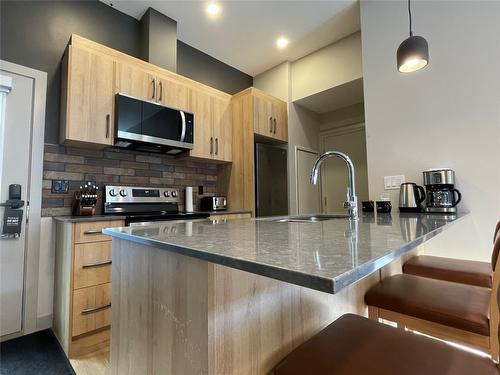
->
[0,329,75,375]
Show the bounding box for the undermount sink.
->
[269,214,349,223]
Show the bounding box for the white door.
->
[0,71,34,336]
[320,126,369,214]
[296,148,320,215]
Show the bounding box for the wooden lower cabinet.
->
[72,283,112,337]
[53,219,123,358]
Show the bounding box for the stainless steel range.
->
[104,185,209,226]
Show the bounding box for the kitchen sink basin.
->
[268,214,349,223]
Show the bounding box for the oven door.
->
[116,94,194,150]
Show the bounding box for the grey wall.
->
[0,0,252,143]
[360,0,500,261]
[140,8,177,72]
[177,41,253,95]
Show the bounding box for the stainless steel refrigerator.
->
[255,143,288,217]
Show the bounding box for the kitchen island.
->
[103,212,463,375]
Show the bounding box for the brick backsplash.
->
[42,144,219,217]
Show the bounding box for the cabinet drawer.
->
[74,220,123,244]
[72,283,112,337]
[73,242,111,290]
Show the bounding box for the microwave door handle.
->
[180,111,187,142]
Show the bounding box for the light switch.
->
[384,175,406,190]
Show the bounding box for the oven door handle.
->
[180,111,186,143]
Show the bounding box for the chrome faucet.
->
[310,151,358,220]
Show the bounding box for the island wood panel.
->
[111,238,380,375]
[111,238,209,375]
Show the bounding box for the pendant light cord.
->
[408,0,413,36]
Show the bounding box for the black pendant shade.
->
[397,34,429,73]
[397,0,429,73]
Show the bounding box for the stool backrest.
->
[491,222,500,271]
[490,226,500,362]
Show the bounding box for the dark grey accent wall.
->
[140,8,177,72]
[0,0,141,144]
[177,41,253,95]
[0,1,253,144]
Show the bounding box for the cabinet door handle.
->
[215,138,218,155]
[82,260,112,269]
[83,229,102,235]
[152,79,156,100]
[81,303,111,315]
[106,114,110,138]
[274,118,277,134]
[210,137,214,155]
[269,116,273,133]
[158,81,163,101]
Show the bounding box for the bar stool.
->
[272,313,498,375]
[365,230,500,358]
[402,221,500,288]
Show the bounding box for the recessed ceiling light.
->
[276,37,289,49]
[206,2,221,17]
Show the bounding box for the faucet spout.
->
[310,151,358,220]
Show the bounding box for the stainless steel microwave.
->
[114,93,194,155]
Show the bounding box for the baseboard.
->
[37,314,53,331]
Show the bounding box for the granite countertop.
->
[199,210,253,216]
[102,212,465,294]
[52,210,251,223]
[53,215,127,223]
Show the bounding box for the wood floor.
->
[69,348,110,375]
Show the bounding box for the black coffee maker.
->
[423,168,461,213]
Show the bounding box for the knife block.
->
[71,196,96,216]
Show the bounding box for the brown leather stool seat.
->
[403,255,492,288]
[273,314,498,375]
[364,274,490,335]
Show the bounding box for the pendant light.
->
[397,0,429,73]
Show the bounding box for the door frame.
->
[294,145,321,215]
[319,123,366,214]
[0,60,47,340]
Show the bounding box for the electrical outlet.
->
[384,175,406,190]
[51,180,70,194]
[198,185,204,195]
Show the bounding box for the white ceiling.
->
[101,0,360,76]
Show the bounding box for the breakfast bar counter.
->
[103,212,464,375]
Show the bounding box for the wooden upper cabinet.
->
[212,96,232,162]
[61,45,115,146]
[189,88,232,162]
[273,100,288,141]
[251,89,288,142]
[189,88,213,159]
[253,93,273,137]
[60,35,235,158]
[157,75,191,112]
[115,62,155,102]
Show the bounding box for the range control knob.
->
[163,191,170,198]
[171,191,178,198]
[119,189,128,197]
[109,189,117,197]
